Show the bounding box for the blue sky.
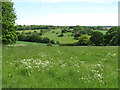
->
[12,0,119,26]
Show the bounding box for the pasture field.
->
[17,30,40,33]
[93,30,107,35]
[41,29,78,44]
[17,29,107,44]
[2,44,118,88]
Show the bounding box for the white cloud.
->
[16,13,118,26]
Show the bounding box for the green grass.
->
[17,29,108,44]
[17,30,40,33]
[2,45,118,88]
[41,29,78,44]
[14,41,47,46]
[93,30,107,35]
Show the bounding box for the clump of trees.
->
[104,27,120,46]
[62,27,120,46]
[81,27,120,46]
[17,31,56,44]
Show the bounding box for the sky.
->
[12,0,119,26]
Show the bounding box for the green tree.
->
[104,27,120,45]
[90,31,104,46]
[51,40,55,44]
[97,26,104,30]
[42,37,50,43]
[2,1,17,44]
[77,35,90,45]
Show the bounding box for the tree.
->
[51,40,55,44]
[2,1,18,44]
[58,33,64,37]
[77,35,90,45]
[90,31,104,46]
[42,37,50,43]
[104,27,120,45]
[97,26,104,30]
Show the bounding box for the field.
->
[41,29,78,44]
[93,30,107,35]
[14,41,47,46]
[17,30,40,33]
[2,43,118,88]
[17,29,107,44]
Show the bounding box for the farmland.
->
[93,30,107,35]
[2,44,118,88]
[17,29,107,44]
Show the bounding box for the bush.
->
[56,41,60,45]
[58,33,64,37]
[77,35,90,45]
[61,29,67,33]
[51,40,55,44]
[74,37,79,40]
[47,43,52,46]
[52,31,54,33]
[42,37,50,43]
[39,32,42,36]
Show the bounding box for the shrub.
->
[47,43,52,46]
[42,37,50,43]
[52,31,54,33]
[77,35,90,45]
[56,41,60,45]
[58,33,64,37]
[51,40,55,44]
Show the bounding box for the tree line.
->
[17,25,106,31]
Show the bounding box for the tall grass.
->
[2,45,118,88]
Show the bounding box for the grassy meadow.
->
[41,29,78,44]
[17,30,40,33]
[2,42,118,88]
[17,29,107,44]
[93,30,107,35]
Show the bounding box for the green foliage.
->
[2,1,17,44]
[47,43,52,46]
[77,35,90,45]
[90,31,104,46]
[61,29,68,33]
[104,27,120,46]
[41,29,77,44]
[51,40,55,44]
[56,41,60,44]
[42,37,50,43]
[58,33,64,37]
[97,26,104,30]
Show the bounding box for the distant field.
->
[17,29,107,44]
[17,30,40,33]
[93,30,107,35]
[41,29,78,44]
[2,45,118,88]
